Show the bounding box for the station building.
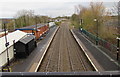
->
[0,30,27,67]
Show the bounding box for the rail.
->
[34,26,60,72]
[33,27,101,72]
[70,29,102,71]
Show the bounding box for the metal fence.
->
[81,29,117,55]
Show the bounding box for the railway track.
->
[37,22,95,72]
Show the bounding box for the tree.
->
[74,2,111,33]
[71,14,80,28]
[6,9,52,30]
[72,2,118,44]
[110,1,120,38]
[15,10,35,28]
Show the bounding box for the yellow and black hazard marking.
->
[0,67,12,72]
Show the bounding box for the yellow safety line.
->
[0,67,12,72]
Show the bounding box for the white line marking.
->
[71,30,99,71]
[34,27,59,72]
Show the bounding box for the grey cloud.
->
[0,1,116,18]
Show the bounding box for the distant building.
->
[0,20,2,31]
[0,18,14,31]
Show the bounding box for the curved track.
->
[38,22,94,72]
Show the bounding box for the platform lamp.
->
[80,19,83,27]
[80,19,82,26]
[3,23,10,72]
[35,16,38,31]
[116,1,120,61]
[35,15,38,41]
[80,19,83,32]
[94,18,99,45]
[14,19,16,30]
[116,37,120,60]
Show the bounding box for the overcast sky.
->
[0,0,119,18]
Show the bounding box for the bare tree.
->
[15,10,35,28]
[111,2,120,37]
[118,2,120,37]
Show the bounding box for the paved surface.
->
[10,27,57,72]
[38,22,94,72]
[73,29,120,71]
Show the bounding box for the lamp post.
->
[35,16,38,31]
[94,18,99,45]
[80,19,82,26]
[3,23,10,72]
[80,19,84,26]
[35,16,38,40]
[14,19,16,30]
[80,19,83,32]
[116,1,120,61]
[116,37,120,60]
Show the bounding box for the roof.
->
[19,35,35,44]
[15,24,46,31]
[0,30,27,54]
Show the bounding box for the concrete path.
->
[73,29,120,71]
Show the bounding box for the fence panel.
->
[81,29,117,56]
